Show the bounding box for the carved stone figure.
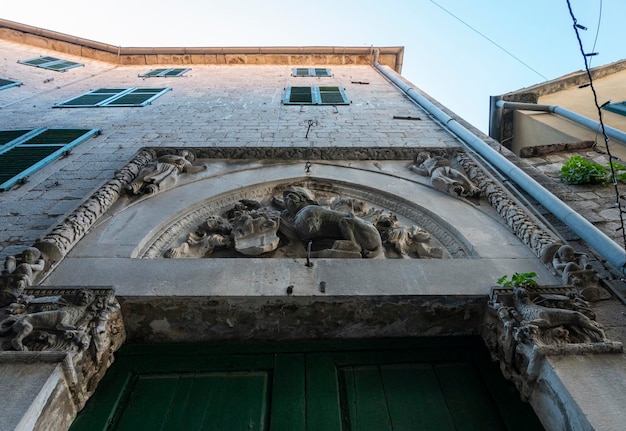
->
[512,287,605,343]
[1,248,45,307]
[374,214,442,258]
[550,245,607,301]
[0,289,96,351]
[165,185,446,260]
[280,187,383,258]
[410,151,480,197]
[483,286,621,400]
[125,150,205,195]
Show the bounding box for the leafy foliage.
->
[497,272,537,288]
[559,155,608,185]
[558,155,626,185]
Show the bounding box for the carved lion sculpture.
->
[512,287,605,343]
[0,290,95,351]
[283,187,383,258]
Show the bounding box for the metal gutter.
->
[494,99,626,145]
[374,62,626,275]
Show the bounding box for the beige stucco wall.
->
[510,69,626,160]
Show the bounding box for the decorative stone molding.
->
[482,286,622,399]
[34,150,155,268]
[0,286,125,410]
[455,151,562,262]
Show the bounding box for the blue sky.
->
[3,0,624,132]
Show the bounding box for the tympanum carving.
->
[165,185,444,259]
[483,286,621,399]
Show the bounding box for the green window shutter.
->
[140,68,190,77]
[0,128,99,190]
[603,102,626,116]
[162,68,190,77]
[292,68,331,77]
[18,56,83,72]
[313,68,331,77]
[284,86,348,105]
[319,86,349,104]
[0,78,22,90]
[284,86,314,104]
[55,88,170,107]
[141,69,168,77]
[105,88,171,106]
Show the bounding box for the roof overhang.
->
[0,18,404,73]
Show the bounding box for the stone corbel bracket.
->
[482,286,622,400]
[0,287,125,410]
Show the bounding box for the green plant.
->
[559,155,608,185]
[607,161,626,183]
[497,272,537,288]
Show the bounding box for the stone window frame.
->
[0,128,100,191]
[139,68,191,78]
[54,87,172,108]
[283,86,350,105]
[0,78,22,90]
[292,67,332,77]
[18,55,84,72]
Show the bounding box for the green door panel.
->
[114,372,269,431]
[435,363,507,431]
[70,337,544,431]
[306,353,343,430]
[380,364,456,431]
[340,366,394,431]
[270,354,306,431]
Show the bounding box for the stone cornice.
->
[0,19,404,72]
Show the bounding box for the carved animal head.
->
[513,287,530,303]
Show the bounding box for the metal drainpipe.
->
[374,62,626,276]
[495,99,626,145]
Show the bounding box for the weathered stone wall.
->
[0,39,456,260]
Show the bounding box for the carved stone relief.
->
[550,244,609,301]
[410,151,480,197]
[164,185,445,259]
[482,286,622,399]
[125,149,206,196]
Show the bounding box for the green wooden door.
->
[70,337,543,431]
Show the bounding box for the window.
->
[283,86,349,105]
[139,68,190,77]
[292,68,331,77]
[0,78,22,90]
[18,56,83,72]
[603,101,626,117]
[54,87,171,108]
[0,128,99,191]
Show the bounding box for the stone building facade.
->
[1,19,625,431]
